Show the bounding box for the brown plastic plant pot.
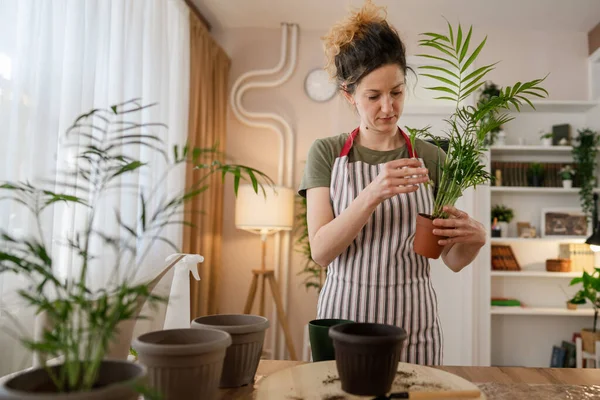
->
[414,213,445,259]
[329,322,407,396]
[191,314,269,388]
[0,360,145,400]
[132,328,231,400]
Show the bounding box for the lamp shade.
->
[235,184,294,233]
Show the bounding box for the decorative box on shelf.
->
[491,244,520,271]
[546,258,572,272]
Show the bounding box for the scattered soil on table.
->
[395,370,416,379]
[322,375,340,385]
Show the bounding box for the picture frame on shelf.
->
[540,207,591,238]
[517,222,533,238]
[552,123,571,146]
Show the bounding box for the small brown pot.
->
[414,213,445,259]
[329,322,407,396]
[0,360,144,400]
[566,301,577,310]
[133,328,231,400]
[191,314,269,388]
[581,328,600,354]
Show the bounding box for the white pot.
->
[562,180,573,189]
[496,130,506,146]
[498,221,509,237]
[541,137,553,147]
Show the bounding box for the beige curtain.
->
[184,13,231,319]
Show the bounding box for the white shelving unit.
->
[486,96,600,368]
[491,237,586,243]
[490,271,580,278]
[513,100,599,113]
[491,307,595,316]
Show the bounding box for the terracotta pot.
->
[414,213,445,259]
[566,301,577,310]
[133,328,231,400]
[329,322,407,396]
[191,314,269,388]
[0,360,144,400]
[581,328,600,354]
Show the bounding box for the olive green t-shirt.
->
[298,133,446,198]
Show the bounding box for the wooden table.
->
[219,360,600,399]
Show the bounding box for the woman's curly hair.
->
[322,0,409,93]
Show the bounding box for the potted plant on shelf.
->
[559,165,576,189]
[572,128,599,221]
[407,21,548,259]
[478,82,504,146]
[491,204,514,238]
[569,269,600,353]
[540,132,553,147]
[527,162,545,187]
[0,100,271,399]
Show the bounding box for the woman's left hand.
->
[432,205,486,247]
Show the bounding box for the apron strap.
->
[339,127,418,158]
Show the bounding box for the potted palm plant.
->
[569,269,600,353]
[0,100,271,399]
[408,22,548,259]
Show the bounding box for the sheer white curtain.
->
[0,0,190,375]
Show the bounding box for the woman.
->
[298,1,486,365]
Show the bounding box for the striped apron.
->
[316,127,443,365]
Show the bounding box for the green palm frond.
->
[406,21,548,218]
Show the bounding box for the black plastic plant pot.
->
[329,322,407,396]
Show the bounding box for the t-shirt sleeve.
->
[298,139,335,198]
[415,139,447,190]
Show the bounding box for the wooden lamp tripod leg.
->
[266,271,297,361]
[243,233,298,361]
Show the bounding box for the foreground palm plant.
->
[0,100,271,394]
[408,22,548,258]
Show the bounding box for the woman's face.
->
[344,64,406,134]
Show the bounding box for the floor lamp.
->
[235,184,298,360]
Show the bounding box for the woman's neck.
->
[356,125,404,151]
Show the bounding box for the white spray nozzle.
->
[165,253,204,281]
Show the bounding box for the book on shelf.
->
[561,340,576,368]
[550,345,566,368]
[491,244,520,270]
[491,298,522,307]
[490,161,578,187]
[558,243,594,273]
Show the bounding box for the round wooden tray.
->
[256,360,486,399]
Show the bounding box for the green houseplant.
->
[491,204,514,224]
[569,269,600,353]
[572,128,599,221]
[527,162,545,187]
[0,100,271,398]
[407,21,548,258]
[295,195,323,292]
[491,204,513,238]
[559,165,576,188]
[540,132,553,146]
[478,82,502,146]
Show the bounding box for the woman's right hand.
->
[366,158,430,204]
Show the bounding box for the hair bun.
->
[322,0,388,79]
